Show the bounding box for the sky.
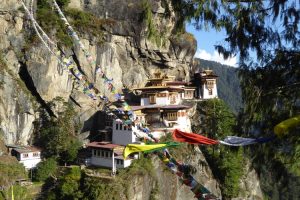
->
[186,23,238,67]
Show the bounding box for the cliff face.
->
[0,0,196,145]
[0,0,36,145]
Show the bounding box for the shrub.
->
[0,156,26,187]
[34,158,57,182]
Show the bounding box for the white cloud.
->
[195,49,238,67]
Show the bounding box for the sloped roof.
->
[132,105,191,111]
[13,146,41,154]
[87,142,123,150]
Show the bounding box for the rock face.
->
[115,154,221,200]
[233,160,264,200]
[0,0,196,144]
[0,1,36,145]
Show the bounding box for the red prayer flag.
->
[172,129,219,145]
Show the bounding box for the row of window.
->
[115,123,132,131]
[156,93,167,97]
[92,150,124,165]
[184,91,194,98]
[22,153,39,158]
[167,112,177,121]
[93,149,113,158]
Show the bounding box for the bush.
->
[0,156,26,187]
[59,167,83,199]
[0,185,32,200]
[34,158,57,182]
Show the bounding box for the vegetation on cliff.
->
[141,0,168,47]
[193,99,244,198]
[39,156,155,200]
[36,0,109,47]
[34,99,81,165]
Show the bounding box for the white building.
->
[136,72,196,107]
[11,146,41,169]
[193,69,218,99]
[112,121,137,146]
[132,72,194,136]
[87,141,135,169]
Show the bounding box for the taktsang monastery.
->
[86,70,218,169]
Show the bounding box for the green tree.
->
[174,1,299,197]
[37,101,82,165]
[196,98,236,139]
[195,99,244,198]
[34,158,57,182]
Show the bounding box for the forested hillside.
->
[194,58,242,113]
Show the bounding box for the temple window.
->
[33,153,39,157]
[167,112,178,121]
[149,95,156,104]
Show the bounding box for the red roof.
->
[87,142,123,149]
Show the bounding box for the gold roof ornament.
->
[204,68,213,75]
[154,71,162,78]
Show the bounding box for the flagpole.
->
[11,184,14,200]
[112,148,116,177]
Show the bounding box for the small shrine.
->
[192,69,218,99]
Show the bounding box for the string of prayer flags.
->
[22,0,104,102]
[136,124,159,142]
[173,129,276,146]
[173,129,219,145]
[123,142,180,159]
[156,150,219,200]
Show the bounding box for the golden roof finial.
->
[153,71,161,78]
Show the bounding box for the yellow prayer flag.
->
[274,115,300,137]
[123,143,167,158]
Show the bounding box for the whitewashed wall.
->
[112,121,137,145]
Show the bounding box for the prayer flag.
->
[274,115,300,137]
[218,135,275,146]
[172,129,219,145]
[123,142,180,158]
